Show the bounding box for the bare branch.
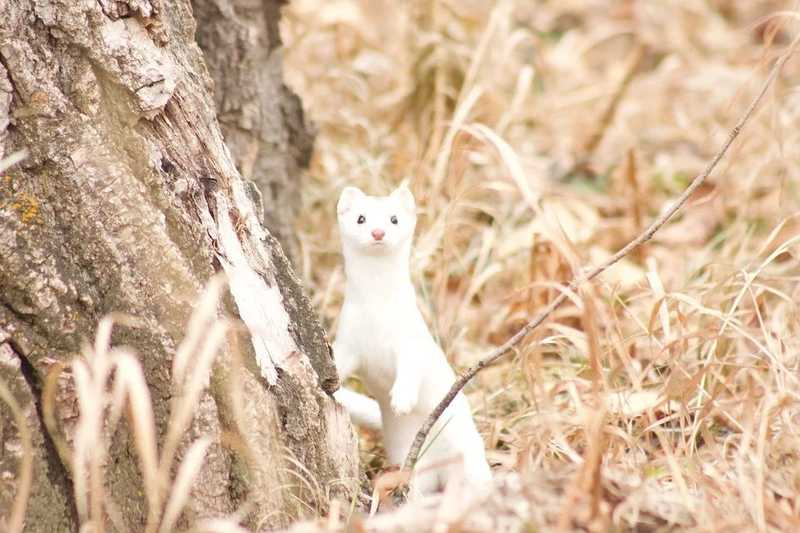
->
[403,36,800,473]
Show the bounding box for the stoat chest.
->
[343,302,404,397]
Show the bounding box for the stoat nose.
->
[371,229,385,241]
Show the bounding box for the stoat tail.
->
[334,388,383,431]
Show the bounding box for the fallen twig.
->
[403,36,800,473]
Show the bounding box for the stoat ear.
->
[391,185,415,213]
[337,186,365,215]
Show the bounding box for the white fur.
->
[334,388,382,431]
[333,185,492,495]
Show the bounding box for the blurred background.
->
[281,0,800,527]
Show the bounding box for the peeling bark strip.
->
[216,192,290,385]
[0,0,356,530]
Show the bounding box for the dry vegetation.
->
[281,0,800,531]
[3,2,799,532]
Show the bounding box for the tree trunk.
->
[192,0,314,264]
[0,1,357,531]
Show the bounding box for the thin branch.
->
[403,36,799,473]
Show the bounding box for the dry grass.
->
[35,280,247,533]
[3,278,335,533]
[3,2,799,532]
[282,0,800,530]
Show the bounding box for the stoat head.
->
[337,185,416,256]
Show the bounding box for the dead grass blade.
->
[60,279,229,532]
[159,320,228,500]
[41,361,72,468]
[113,351,162,529]
[173,275,227,385]
[464,123,541,212]
[159,437,213,533]
[0,149,28,173]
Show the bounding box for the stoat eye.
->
[357,215,366,224]
[390,215,398,225]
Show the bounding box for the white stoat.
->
[332,185,491,495]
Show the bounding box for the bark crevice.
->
[1,338,79,530]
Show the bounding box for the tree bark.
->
[0,1,356,531]
[192,0,314,264]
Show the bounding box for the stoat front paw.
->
[390,384,417,415]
